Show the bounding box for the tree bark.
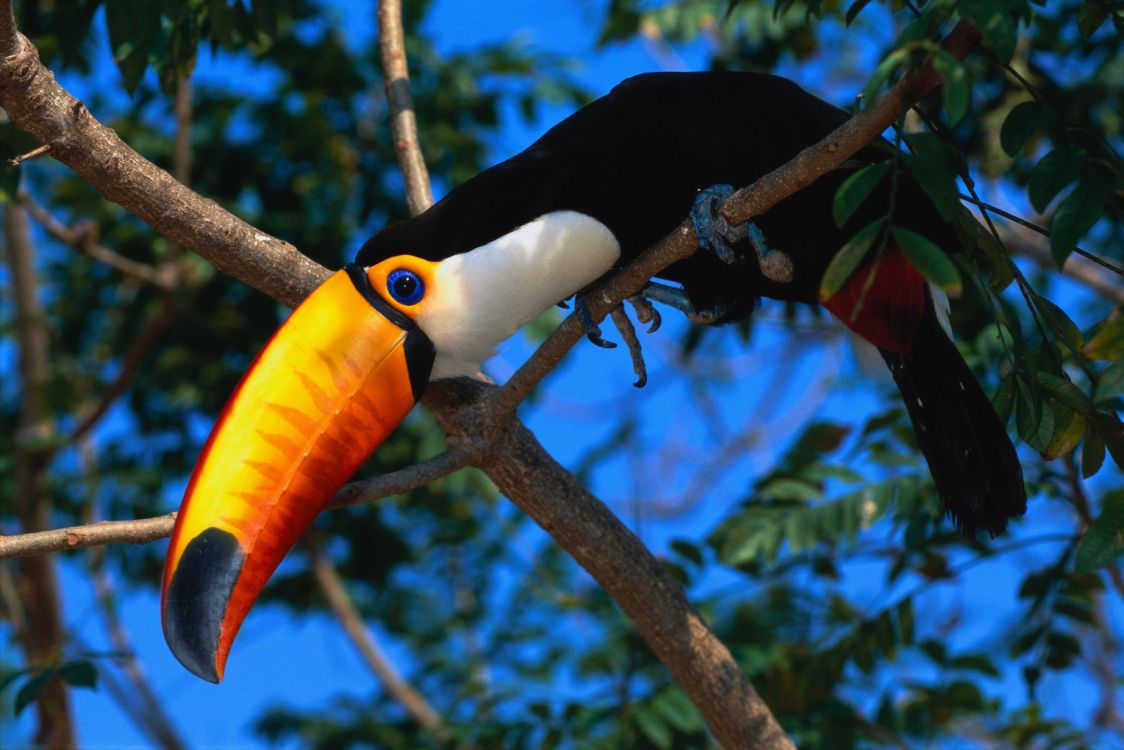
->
[5,203,75,749]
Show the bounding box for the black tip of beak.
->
[163,528,244,684]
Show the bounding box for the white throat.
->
[418,211,620,379]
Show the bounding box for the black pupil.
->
[393,274,417,300]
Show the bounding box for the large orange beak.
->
[160,265,434,683]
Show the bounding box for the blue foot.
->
[691,185,745,265]
[691,184,794,283]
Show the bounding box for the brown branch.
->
[0,28,329,308]
[87,553,188,749]
[20,192,174,289]
[4,202,75,750]
[1002,225,1124,305]
[425,379,796,750]
[306,539,444,732]
[0,448,468,560]
[377,0,434,215]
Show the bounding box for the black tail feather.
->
[880,301,1027,537]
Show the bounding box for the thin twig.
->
[9,143,50,164]
[307,538,445,732]
[377,0,433,216]
[20,192,174,289]
[0,448,468,560]
[957,193,1124,277]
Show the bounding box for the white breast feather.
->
[418,211,621,379]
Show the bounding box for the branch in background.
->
[1002,225,1124,305]
[20,191,174,290]
[306,539,445,733]
[4,202,75,750]
[78,440,188,750]
[377,0,434,216]
[0,447,468,559]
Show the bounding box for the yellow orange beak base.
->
[160,266,433,683]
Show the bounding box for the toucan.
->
[161,72,1026,683]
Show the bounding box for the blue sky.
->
[3,1,1121,747]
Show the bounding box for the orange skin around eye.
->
[366,257,438,315]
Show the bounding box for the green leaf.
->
[992,372,1016,424]
[104,0,162,93]
[931,50,971,127]
[1036,372,1092,413]
[959,0,1018,61]
[1075,491,1124,573]
[1050,177,1107,267]
[1085,314,1124,360]
[891,226,963,294]
[845,0,875,25]
[1000,101,1050,156]
[634,706,672,749]
[833,161,892,228]
[58,661,97,690]
[652,688,703,733]
[14,670,56,717]
[903,132,961,220]
[1096,413,1124,469]
[819,219,885,301]
[1078,0,1112,36]
[1094,359,1124,403]
[1036,296,1085,350]
[1082,423,1106,478]
[950,653,1000,676]
[1043,402,1085,460]
[1028,147,1085,213]
[0,668,30,693]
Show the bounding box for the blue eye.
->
[386,269,424,306]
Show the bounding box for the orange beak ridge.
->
[160,266,433,682]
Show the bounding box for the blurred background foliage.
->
[1,0,1122,748]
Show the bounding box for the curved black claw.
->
[691,184,746,265]
[575,294,617,349]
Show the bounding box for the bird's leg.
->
[691,184,794,284]
[573,293,617,349]
[609,306,648,388]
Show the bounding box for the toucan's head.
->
[161,211,618,682]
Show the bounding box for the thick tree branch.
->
[377,0,433,215]
[0,30,329,307]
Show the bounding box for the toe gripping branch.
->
[691,184,794,284]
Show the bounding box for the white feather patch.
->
[929,283,952,338]
[419,211,621,378]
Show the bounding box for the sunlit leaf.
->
[892,225,962,293]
